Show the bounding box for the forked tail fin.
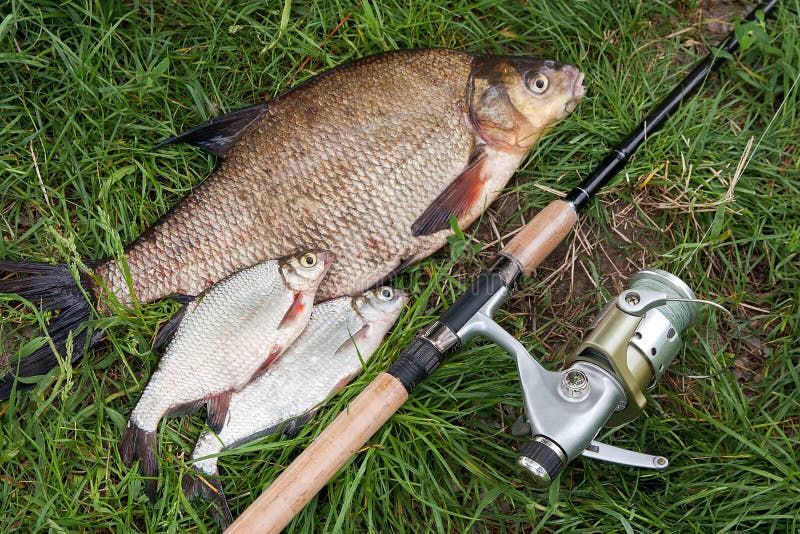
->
[0,260,97,400]
[120,421,160,501]
[182,467,234,528]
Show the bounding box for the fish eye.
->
[526,72,549,94]
[300,253,317,268]
[378,287,393,301]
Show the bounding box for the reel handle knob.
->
[516,436,566,489]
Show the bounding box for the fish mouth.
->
[317,250,334,269]
[396,289,410,306]
[564,68,585,113]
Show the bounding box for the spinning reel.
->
[455,268,702,487]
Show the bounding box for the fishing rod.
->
[225,1,780,531]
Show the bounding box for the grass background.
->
[1,0,798,531]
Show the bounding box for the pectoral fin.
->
[326,324,369,361]
[252,345,283,378]
[278,292,306,330]
[330,371,360,395]
[370,257,415,288]
[166,399,204,418]
[152,102,268,157]
[411,147,488,236]
[323,326,370,392]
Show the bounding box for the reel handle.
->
[500,199,578,276]
[224,373,408,533]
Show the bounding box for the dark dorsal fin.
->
[411,146,488,236]
[152,102,269,157]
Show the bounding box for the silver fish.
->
[119,250,332,499]
[183,286,407,525]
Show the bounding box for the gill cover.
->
[469,57,574,150]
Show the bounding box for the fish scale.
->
[1,48,584,398]
[183,287,407,526]
[119,250,330,500]
[129,259,309,429]
[94,50,476,302]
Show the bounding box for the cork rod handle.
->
[500,199,578,276]
[224,372,409,533]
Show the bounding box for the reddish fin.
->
[183,467,234,528]
[351,324,371,343]
[119,421,159,501]
[411,147,488,236]
[278,292,306,330]
[206,390,233,434]
[252,345,283,378]
[329,324,370,360]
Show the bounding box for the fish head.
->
[346,286,407,353]
[280,250,333,292]
[353,286,407,326]
[469,56,585,151]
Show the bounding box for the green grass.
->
[1,0,798,532]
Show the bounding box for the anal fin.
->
[166,399,204,418]
[152,102,268,157]
[206,390,233,434]
[411,146,488,236]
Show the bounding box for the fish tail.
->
[120,421,159,501]
[182,467,234,528]
[0,260,97,400]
